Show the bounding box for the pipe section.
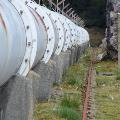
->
[0,0,89,86]
[0,0,26,85]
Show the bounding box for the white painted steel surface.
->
[0,0,89,86]
[10,0,38,76]
[0,0,26,85]
[26,0,56,63]
[41,6,65,55]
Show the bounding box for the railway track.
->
[82,48,96,120]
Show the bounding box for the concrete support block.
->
[33,61,56,100]
[70,47,76,65]
[76,46,82,61]
[27,71,41,102]
[0,76,33,120]
[52,50,71,83]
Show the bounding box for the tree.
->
[34,0,106,27]
[69,0,106,27]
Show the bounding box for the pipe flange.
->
[10,0,37,76]
[66,19,76,46]
[56,13,71,51]
[52,13,65,54]
[41,7,65,55]
[26,0,55,63]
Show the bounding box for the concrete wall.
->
[0,45,88,120]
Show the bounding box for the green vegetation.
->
[60,94,80,109]
[116,69,120,80]
[95,60,120,120]
[34,48,92,120]
[95,60,117,73]
[56,106,81,120]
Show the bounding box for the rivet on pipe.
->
[47,50,49,53]
[49,38,51,41]
[46,27,49,30]
[26,25,29,30]
[25,59,28,63]
[28,42,31,46]
[20,10,23,15]
[25,1,28,5]
[35,7,37,11]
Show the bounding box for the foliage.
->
[116,69,120,80]
[55,106,81,120]
[33,48,91,120]
[69,0,106,27]
[60,94,80,109]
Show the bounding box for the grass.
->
[116,69,120,80]
[33,48,92,120]
[60,93,81,109]
[55,106,81,120]
[95,60,120,120]
[34,102,54,120]
[62,48,91,88]
[96,76,116,87]
[95,60,117,73]
[34,48,120,120]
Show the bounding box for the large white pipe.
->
[0,0,26,85]
[40,6,65,55]
[26,1,56,63]
[0,0,89,86]
[55,13,72,51]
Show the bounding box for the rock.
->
[51,87,63,98]
[108,95,114,100]
[104,0,120,59]
[102,84,106,87]
[97,52,107,61]
[97,72,114,76]
[100,38,107,49]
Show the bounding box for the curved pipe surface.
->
[0,0,26,85]
[0,0,89,86]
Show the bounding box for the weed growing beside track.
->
[34,48,92,120]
